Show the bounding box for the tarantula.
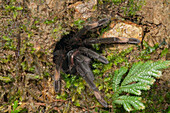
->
[53,18,140,107]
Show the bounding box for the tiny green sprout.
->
[34,75,40,79]
[5,4,23,19]
[30,47,36,54]
[0,76,12,83]
[112,0,122,4]
[74,19,85,29]
[74,100,80,106]
[15,7,23,11]
[161,48,168,57]
[11,100,22,113]
[139,41,160,60]
[44,19,55,24]
[2,35,16,50]
[44,72,50,77]
[2,35,11,41]
[29,66,35,72]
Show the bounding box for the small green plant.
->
[73,19,85,29]
[0,76,11,83]
[161,48,168,57]
[11,100,22,113]
[98,0,145,16]
[93,47,133,76]
[2,35,16,50]
[56,73,85,106]
[44,16,57,24]
[98,0,122,6]
[122,0,144,16]
[112,60,170,112]
[5,1,23,19]
[111,0,122,4]
[139,41,159,60]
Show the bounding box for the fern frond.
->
[114,96,145,112]
[137,76,155,85]
[150,60,170,70]
[112,60,169,112]
[121,61,149,86]
[126,61,143,78]
[112,67,128,92]
[147,69,162,77]
[121,61,170,86]
[119,82,150,95]
[123,102,133,112]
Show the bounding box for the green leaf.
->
[74,19,85,29]
[13,11,18,19]
[123,102,133,112]
[161,48,168,57]
[121,61,170,86]
[0,76,12,83]
[74,100,80,106]
[137,76,155,85]
[13,100,18,110]
[120,47,133,57]
[150,60,170,70]
[66,81,71,88]
[72,95,76,102]
[16,7,23,10]
[102,62,113,72]
[74,19,84,25]
[112,67,128,92]
[77,85,84,94]
[120,82,150,95]
[93,69,100,74]
[74,82,78,87]
[2,35,11,41]
[114,96,145,111]
[147,69,162,78]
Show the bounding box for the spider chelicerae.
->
[53,18,140,107]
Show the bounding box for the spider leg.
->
[76,18,110,37]
[69,51,94,81]
[79,47,109,64]
[74,54,108,107]
[85,18,110,31]
[69,18,110,45]
[53,50,63,92]
[54,66,61,93]
[84,37,141,45]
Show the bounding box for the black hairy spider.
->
[53,18,140,107]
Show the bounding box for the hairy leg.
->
[74,53,108,107]
[84,37,141,45]
[54,66,61,92]
[76,18,110,37]
[53,50,64,92]
[69,18,110,44]
[68,51,94,81]
[79,47,109,64]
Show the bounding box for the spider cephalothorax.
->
[53,18,140,107]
